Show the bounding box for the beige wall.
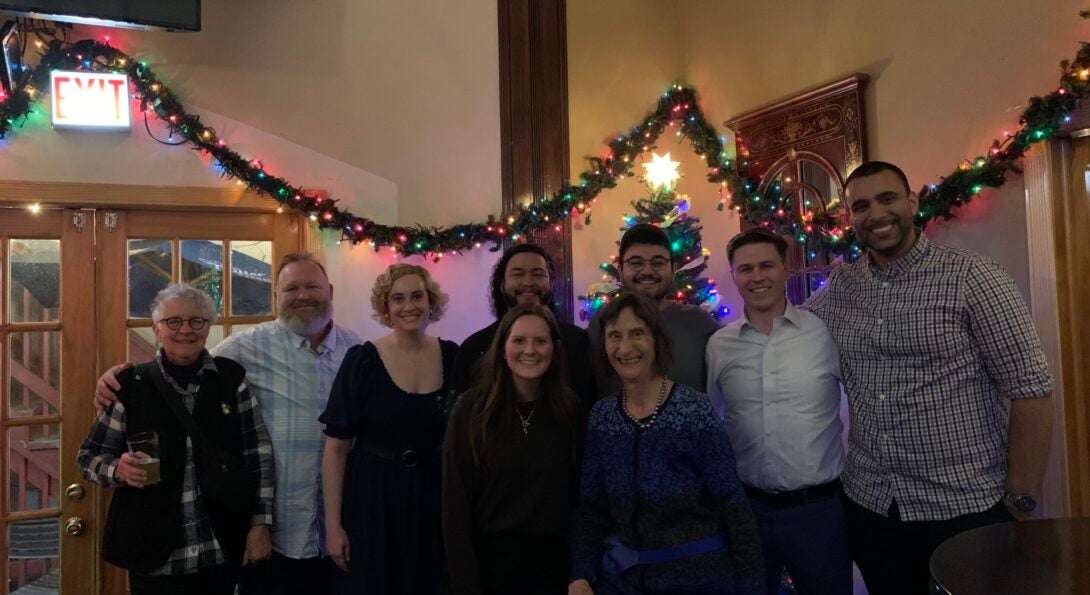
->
[0,0,502,342]
[567,1,711,322]
[116,0,502,227]
[5,0,1079,339]
[569,0,1087,320]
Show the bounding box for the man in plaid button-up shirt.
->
[806,161,1054,595]
[95,253,360,595]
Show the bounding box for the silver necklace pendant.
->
[516,404,536,435]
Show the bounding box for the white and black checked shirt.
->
[805,234,1053,521]
[77,350,275,574]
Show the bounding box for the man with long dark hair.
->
[452,244,596,407]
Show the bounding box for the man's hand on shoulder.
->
[94,362,132,411]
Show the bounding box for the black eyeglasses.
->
[622,257,671,271]
[156,316,210,331]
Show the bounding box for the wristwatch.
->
[1004,492,1037,513]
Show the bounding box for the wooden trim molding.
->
[1023,143,1072,518]
[1054,138,1090,517]
[0,180,280,211]
[59,208,99,594]
[498,0,573,321]
[1025,134,1090,518]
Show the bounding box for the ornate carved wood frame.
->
[725,74,869,304]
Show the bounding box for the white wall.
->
[0,1,503,343]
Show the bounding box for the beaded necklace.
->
[621,377,668,429]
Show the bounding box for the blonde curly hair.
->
[370,263,448,326]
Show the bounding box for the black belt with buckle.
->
[355,441,435,468]
[743,479,841,508]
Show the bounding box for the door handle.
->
[64,517,85,536]
[65,483,85,501]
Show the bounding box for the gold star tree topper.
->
[642,152,681,190]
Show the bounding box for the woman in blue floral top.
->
[569,292,764,595]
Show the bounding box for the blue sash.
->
[600,533,728,577]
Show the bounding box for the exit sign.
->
[50,70,131,130]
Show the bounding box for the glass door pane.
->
[0,210,79,595]
[228,241,273,317]
[124,234,279,364]
[8,240,61,325]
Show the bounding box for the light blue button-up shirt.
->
[212,319,362,559]
[706,303,845,492]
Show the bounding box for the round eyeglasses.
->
[155,316,210,331]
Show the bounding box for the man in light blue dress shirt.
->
[96,253,361,595]
[706,229,851,595]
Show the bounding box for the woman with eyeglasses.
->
[443,304,583,595]
[569,292,764,595]
[320,263,458,594]
[76,283,275,595]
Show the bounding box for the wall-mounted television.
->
[0,1,199,31]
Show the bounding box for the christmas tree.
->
[579,153,729,321]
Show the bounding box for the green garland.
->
[2,26,1089,259]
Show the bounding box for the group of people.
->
[76,160,1054,595]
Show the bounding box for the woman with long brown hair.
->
[443,303,583,595]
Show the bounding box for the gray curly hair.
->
[150,283,218,324]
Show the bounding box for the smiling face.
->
[276,260,334,336]
[386,274,430,333]
[152,298,210,366]
[502,252,553,309]
[730,242,788,317]
[503,314,555,384]
[604,307,657,384]
[846,169,919,266]
[618,243,673,303]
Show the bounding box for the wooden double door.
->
[0,206,299,594]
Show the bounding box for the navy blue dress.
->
[320,340,458,595]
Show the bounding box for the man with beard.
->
[805,161,1054,595]
[95,252,361,595]
[453,243,597,408]
[587,223,719,397]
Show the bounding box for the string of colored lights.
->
[1,27,1088,259]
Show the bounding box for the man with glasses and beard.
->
[588,223,720,397]
[95,253,361,595]
[453,243,597,408]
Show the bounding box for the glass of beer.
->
[127,432,161,486]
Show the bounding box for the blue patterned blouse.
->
[570,383,764,594]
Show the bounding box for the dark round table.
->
[930,517,1090,594]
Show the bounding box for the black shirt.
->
[442,393,580,595]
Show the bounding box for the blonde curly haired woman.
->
[320,263,458,594]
